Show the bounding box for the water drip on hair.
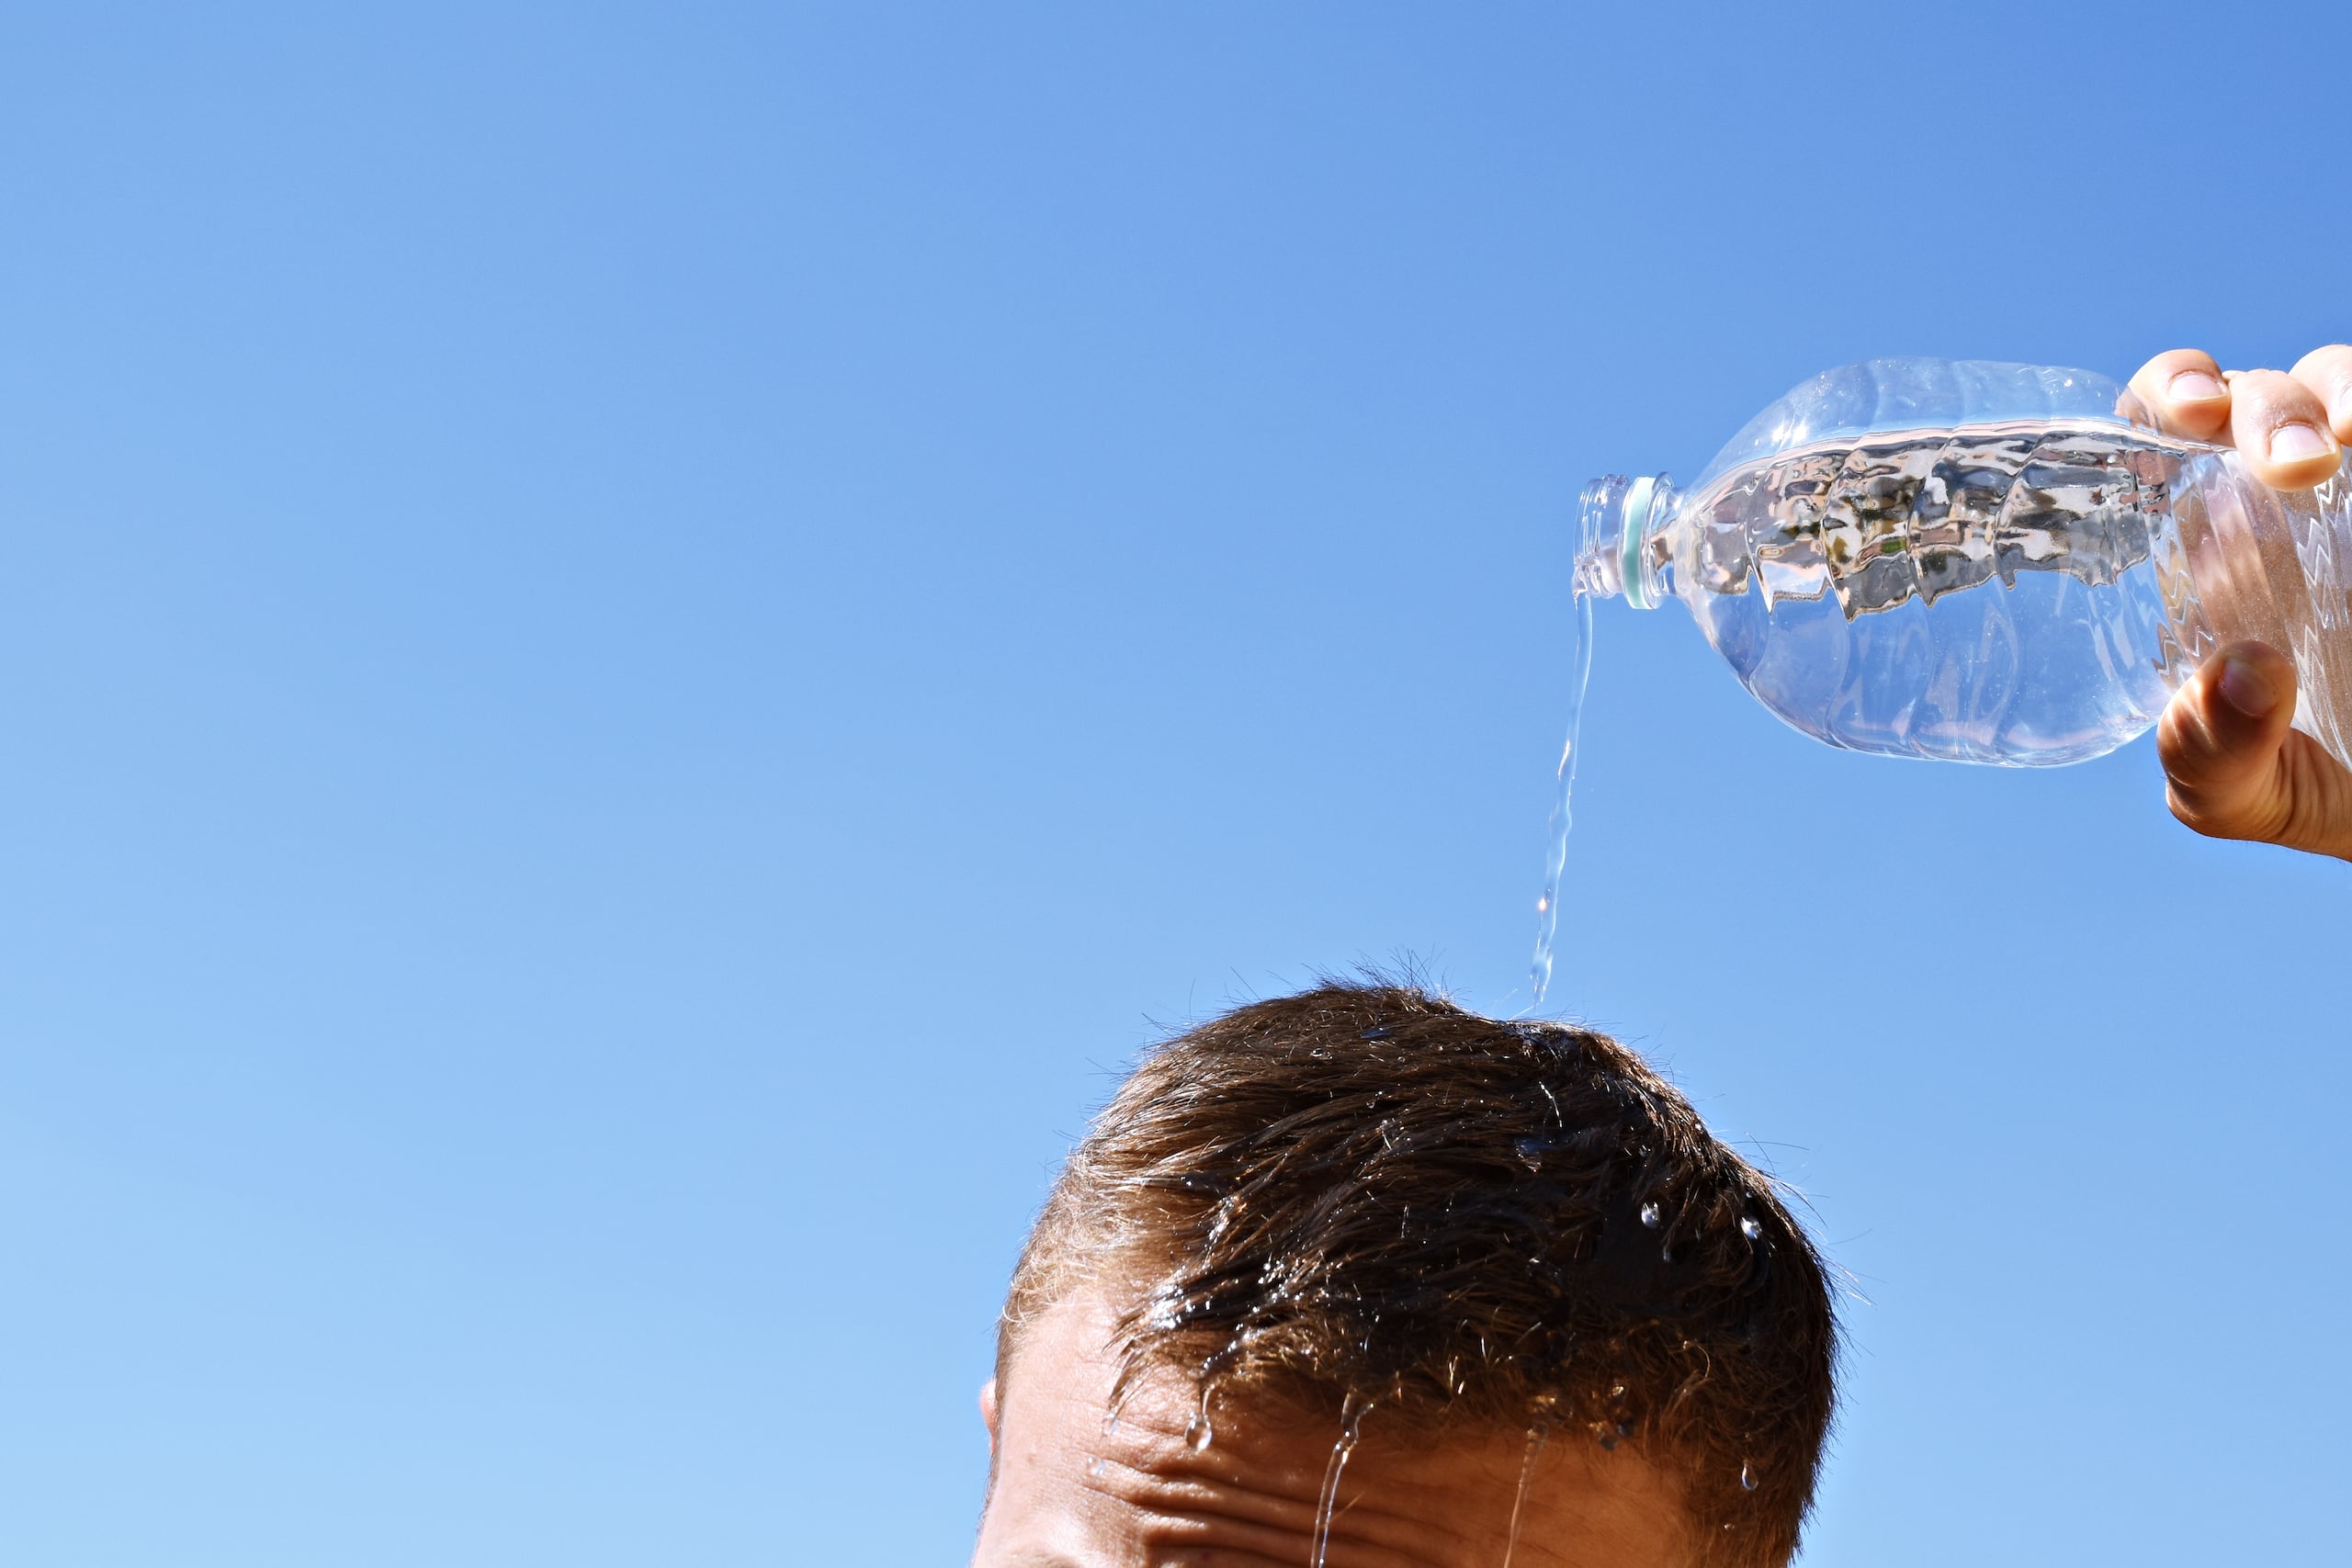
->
[1184,1338,1247,1453]
[1740,1461,1758,1492]
[1185,1381,1217,1451]
[1310,1392,1372,1568]
[1528,591,1594,1006]
[1498,1423,1549,1568]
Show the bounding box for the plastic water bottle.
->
[1577,358,2352,768]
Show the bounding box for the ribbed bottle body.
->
[1658,416,2207,764]
[1584,360,2352,767]
[2170,450,2352,771]
[1614,360,2208,765]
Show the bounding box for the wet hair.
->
[996,980,1838,1568]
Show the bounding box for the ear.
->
[979,1378,1001,1454]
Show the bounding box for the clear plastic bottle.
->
[1577,358,2352,768]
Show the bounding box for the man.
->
[2138,344,2352,862]
[971,982,1836,1568]
[970,343,2344,1568]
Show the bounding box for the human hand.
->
[2156,641,2352,862]
[2128,344,2351,488]
[2132,344,2352,861]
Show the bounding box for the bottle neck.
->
[1575,473,1676,608]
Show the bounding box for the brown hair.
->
[997,980,1838,1567]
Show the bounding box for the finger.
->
[2128,348,2231,440]
[2289,344,2352,445]
[2227,367,2343,489]
[2161,642,2298,842]
[2158,642,2352,860]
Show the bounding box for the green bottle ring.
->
[1621,475,1657,610]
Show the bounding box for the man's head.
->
[973,981,1838,1568]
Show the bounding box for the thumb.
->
[2157,642,2352,860]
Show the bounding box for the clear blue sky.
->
[3,4,2347,1563]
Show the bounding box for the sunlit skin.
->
[2131,344,2352,862]
[971,1291,1698,1568]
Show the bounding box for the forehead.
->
[972,1292,1696,1568]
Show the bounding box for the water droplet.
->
[1610,1383,1626,1399]
[1638,1201,1660,1229]
[1182,1377,1222,1451]
[1101,1414,1119,1437]
[1740,1216,1761,1240]
[1514,1137,1544,1173]
[1740,1462,1758,1492]
[1088,1457,1108,1478]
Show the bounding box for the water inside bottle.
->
[1681,423,2171,617]
[1655,421,2220,764]
[1528,591,1593,1005]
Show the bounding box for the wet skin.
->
[2132,344,2352,862]
[971,1292,1696,1568]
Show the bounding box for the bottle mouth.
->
[1575,473,1669,607]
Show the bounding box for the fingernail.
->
[2268,422,2335,463]
[2218,654,2279,718]
[2167,369,2224,402]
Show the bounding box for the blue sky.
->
[3,3,2348,1563]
